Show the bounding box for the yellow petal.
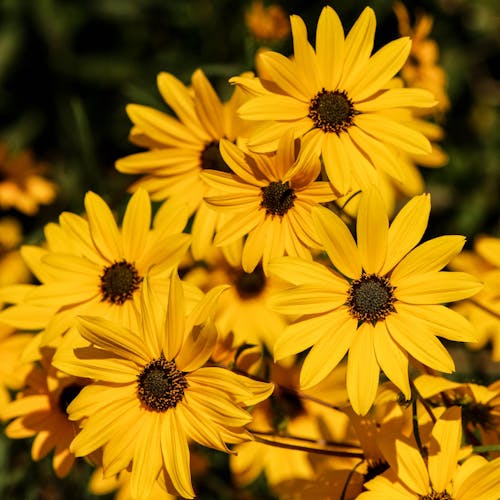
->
[357,186,388,274]
[381,193,431,274]
[347,323,379,415]
[322,132,352,195]
[373,321,410,399]
[122,188,152,262]
[238,95,309,121]
[356,88,437,112]
[192,68,224,139]
[165,271,186,360]
[428,406,462,492]
[349,37,411,101]
[312,205,362,279]
[316,5,345,89]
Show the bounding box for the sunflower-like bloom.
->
[115,68,252,259]
[0,189,193,348]
[202,132,337,273]
[183,245,290,350]
[0,324,33,408]
[231,6,437,195]
[0,144,57,215]
[358,407,500,499]
[53,273,274,499]
[245,0,290,43]
[0,217,31,289]
[268,187,482,415]
[449,235,500,360]
[1,350,88,478]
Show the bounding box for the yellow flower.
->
[359,407,500,499]
[115,68,252,259]
[53,273,274,499]
[0,324,33,408]
[1,349,89,478]
[0,144,57,215]
[449,235,500,360]
[269,187,482,415]
[245,0,290,43]
[231,5,437,195]
[202,132,337,272]
[183,244,290,350]
[0,217,31,288]
[394,1,450,113]
[0,189,193,348]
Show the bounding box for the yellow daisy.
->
[115,68,252,259]
[0,324,33,408]
[183,244,290,350]
[202,132,337,273]
[268,187,482,415]
[0,143,57,215]
[231,5,437,195]
[0,189,193,348]
[53,273,274,499]
[358,407,500,499]
[0,217,32,288]
[449,235,500,360]
[245,0,290,43]
[1,349,89,478]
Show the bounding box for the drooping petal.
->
[347,323,379,415]
[300,314,357,389]
[165,271,186,360]
[373,321,410,399]
[122,188,152,262]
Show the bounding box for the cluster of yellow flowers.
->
[0,4,499,499]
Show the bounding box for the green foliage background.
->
[0,0,498,498]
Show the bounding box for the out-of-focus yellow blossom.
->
[0,144,57,215]
[394,1,450,113]
[0,323,33,409]
[0,217,31,288]
[245,0,290,43]
[449,235,500,360]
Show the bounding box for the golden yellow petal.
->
[349,37,411,101]
[115,149,199,174]
[385,312,455,373]
[300,314,357,389]
[122,188,152,262]
[347,323,379,416]
[157,71,210,142]
[316,6,345,89]
[357,187,388,274]
[373,321,410,399]
[382,193,431,274]
[241,219,269,273]
[84,191,123,261]
[355,88,437,112]
[214,209,263,246]
[165,271,186,360]
[394,271,483,304]
[258,51,311,102]
[322,133,352,195]
[454,456,500,500]
[354,113,432,155]
[312,205,362,279]
[238,95,309,121]
[391,235,466,282]
[192,68,225,140]
[428,406,462,493]
[340,7,376,90]
[130,412,162,500]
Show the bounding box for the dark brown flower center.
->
[58,383,84,415]
[260,180,296,217]
[308,88,355,134]
[200,141,231,172]
[234,264,266,299]
[137,356,188,412]
[346,273,396,323]
[456,399,495,431]
[419,491,453,500]
[99,260,143,305]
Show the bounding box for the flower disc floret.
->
[137,356,188,412]
[234,265,267,299]
[58,383,84,415]
[346,273,396,323]
[99,260,143,305]
[419,491,453,500]
[308,89,355,134]
[260,180,296,217]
